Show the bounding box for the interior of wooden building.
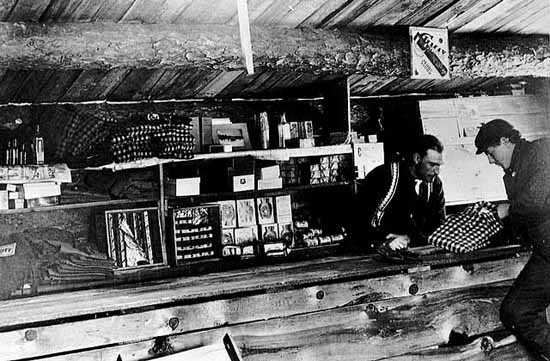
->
[0,0,549,360]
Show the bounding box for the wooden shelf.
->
[84,144,353,171]
[167,181,352,203]
[0,198,156,214]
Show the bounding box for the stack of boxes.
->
[218,194,293,258]
[0,164,71,210]
[256,164,282,190]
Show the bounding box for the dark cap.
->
[474,119,517,155]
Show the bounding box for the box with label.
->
[260,223,279,242]
[218,200,237,228]
[222,229,235,245]
[298,121,314,139]
[234,226,258,246]
[232,174,255,192]
[166,177,200,197]
[275,195,292,223]
[262,241,286,257]
[258,165,280,180]
[236,198,257,227]
[257,177,283,190]
[257,197,275,224]
[278,223,294,247]
[22,182,61,200]
[0,164,72,184]
[26,196,59,208]
[222,245,241,257]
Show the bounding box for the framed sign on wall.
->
[409,26,450,80]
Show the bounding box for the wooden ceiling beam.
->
[0,22,548,78]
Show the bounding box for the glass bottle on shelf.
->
[277,112,290,148]
[19,143,27,165]
[33,125,44,165]
[5,140,11,165]
[11,138,19,165]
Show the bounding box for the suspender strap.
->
[371,162,399,228]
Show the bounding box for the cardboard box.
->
[9,199,24,209]
[26,196,59,208]
[232,174,255,192]
[173,177,200,196]
[257,177,282,190]
[222,245,241,257]
[275,195,292,223]
[21,182,61,200]
[258,165,280,179]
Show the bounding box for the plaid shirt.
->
[428,201,502,253]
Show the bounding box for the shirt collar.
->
[506,139,526,176]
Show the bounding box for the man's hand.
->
[385,233,410,250]
[497,202,510,219]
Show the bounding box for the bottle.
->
[277,113,290,148]
[258,112,270,149]
[33,125,44,165]
[11,138,18,165]
[19,144,27,165]
[5,140,11,165]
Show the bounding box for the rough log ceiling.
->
[0,0,548,102]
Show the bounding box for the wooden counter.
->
[0,245,536,360]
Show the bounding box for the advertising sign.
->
[410,27,450,80]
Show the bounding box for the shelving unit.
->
[84,144,353,171]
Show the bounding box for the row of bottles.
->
[2,125,44,166]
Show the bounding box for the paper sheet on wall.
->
[353,142,384,179]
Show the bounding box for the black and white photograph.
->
[0,1,548,360]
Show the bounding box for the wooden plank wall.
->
[420,95,550,205]
[0,251,535,360]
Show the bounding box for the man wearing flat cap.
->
[475,118,550,360]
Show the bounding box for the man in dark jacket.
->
[354,134,446,252]
[475,118,550,360]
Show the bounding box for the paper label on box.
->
[259,165,280,179]
[353,142,384,179]
[257,197,275,224]
[222,229,235,245]
[22,182,61,199]
[257,177,282,190]
[0,242,16,257]
[233,174,255,192]
[260,223,279,242]
[275,195,292,223]
[236,199,257,227]
[234,227,258,245]
[175,177,200,196]
[218,200,237,228]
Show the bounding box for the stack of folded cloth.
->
[111,122,194,163]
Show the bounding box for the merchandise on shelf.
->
[110,122,195,163]
[170,204,221,265]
